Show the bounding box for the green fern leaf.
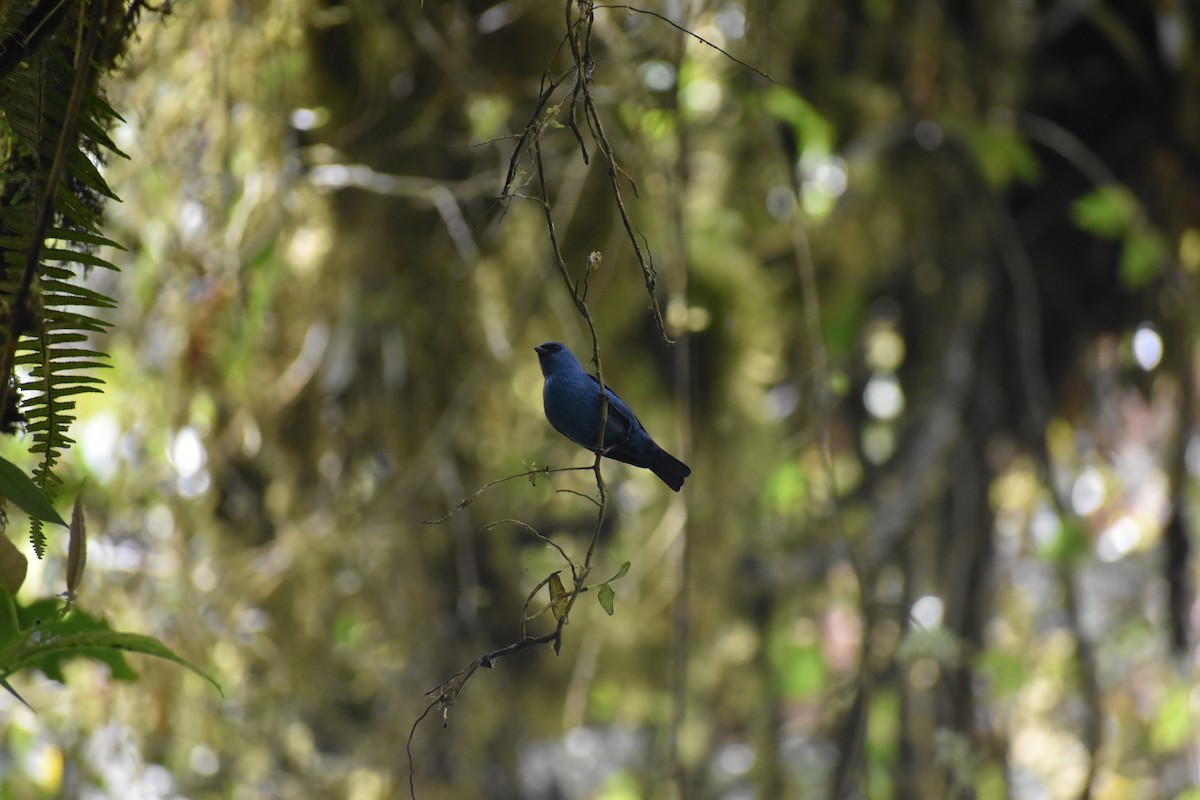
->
[0,1,126,557]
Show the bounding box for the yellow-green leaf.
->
[762,87,835,157]
[0,535,27,595]
[548,573,569,621]
[1070,185,1135,239]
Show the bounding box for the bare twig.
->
[499,67,572,202]
[406,630,563,798]
[478,518,577,579]
[406,697,440,800]
[564,2,592,163]
[521,571,563,637]
[422,464,593,525]
[578,90,668,339]
[554,487,601,506]
[594,4,775,82]
[502,0,670,341]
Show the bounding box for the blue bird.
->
[535,342,691,491]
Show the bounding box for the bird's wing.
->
[586,373,642,437]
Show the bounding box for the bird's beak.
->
[534,344,546,355]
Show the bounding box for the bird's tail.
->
[650,450,691,492]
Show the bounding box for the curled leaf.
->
[65,494,87,607]
[548,573,569,622]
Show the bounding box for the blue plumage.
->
[535,342,691,491]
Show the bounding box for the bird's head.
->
[535,341,583,376]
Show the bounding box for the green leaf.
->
[1070,185,1136,238]
[1036,517,1089,564]
[764,460,807,514]
[762,86,835,157]
[13,600,134,682]
[766,620,829,699]
[0,456,66,526]
[977,649,1025,697]
[605,561,631,584]
[777,642,827,698]
[6,605,222,696]
[598,583,615,616]
[965,124,1040,187]
[1119,229,1167,288]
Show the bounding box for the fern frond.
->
[41,247,121,271]
[0,2,126,556]
[46,227,125,250]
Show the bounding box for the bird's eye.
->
[550,344,561,352]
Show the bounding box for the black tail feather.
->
[604,440,691,491]
[649,450,690,492]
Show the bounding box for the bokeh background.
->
[1,1,1199,798]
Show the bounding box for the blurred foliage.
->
[0,1,1195,800]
